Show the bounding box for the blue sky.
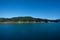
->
[0,0,60,19]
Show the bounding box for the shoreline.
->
[0,22,48,24]
[0,22,56,24]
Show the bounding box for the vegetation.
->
[0,16,60,23]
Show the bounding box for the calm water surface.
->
[0,23,60,40]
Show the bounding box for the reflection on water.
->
[0,23,60,40]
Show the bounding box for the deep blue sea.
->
[0,23,60,40]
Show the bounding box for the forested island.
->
[0,16,60,23]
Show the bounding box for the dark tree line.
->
[0,16,60,22]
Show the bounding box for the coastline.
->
[0,21,49,24]
[0,17,60,23]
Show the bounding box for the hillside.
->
[0,16,60,23]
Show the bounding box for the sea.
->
[0,23,60,40]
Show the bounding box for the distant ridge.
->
[0,16,60,23]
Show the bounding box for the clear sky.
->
[0,0,60,19]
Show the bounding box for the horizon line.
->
[0,16,59,20]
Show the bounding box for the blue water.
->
[0,23,60,40]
